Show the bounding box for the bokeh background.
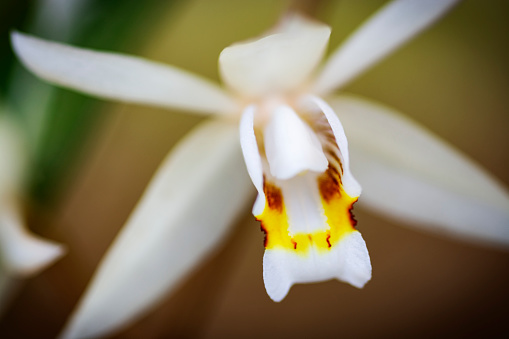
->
[0,0,508,338]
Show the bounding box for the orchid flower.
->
[0,114,64,303]
[10,0,509,338]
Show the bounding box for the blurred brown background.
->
[1,0,508,338]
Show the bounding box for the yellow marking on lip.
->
[319,166,358,247]
[256,182,294,250]
[257,168,357,255]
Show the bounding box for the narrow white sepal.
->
[11,31,238,115]
[330,94,509,248]
[264,105,328,180]
[239,105,266,216]
[59,119,252,339]
[263,232,371,302]
[312,0,460,94]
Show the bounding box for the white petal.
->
[0,202,65,276]
[59,119,253,339]
[264,105,328,180]
[239,105,266,216]
[312,0,460,94]
[329,95,509,247]
[264,232,371,302]
[219,13,330,98]
[11,31,238,115]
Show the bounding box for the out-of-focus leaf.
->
[0,0,33,94]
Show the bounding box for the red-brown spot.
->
[318,168,341,202]
[326,234,332,248]
[337,161,344,176]
[348,199,359,228]
[327,163,341,183]
[291,239,297,250]
[328,152,341,168]
[324,134,337,144]
[263,182,284,212]
[258,221,269,248]
[323,145,340,162]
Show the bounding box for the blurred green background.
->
[0,0,508,338]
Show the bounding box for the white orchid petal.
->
[239,105,266,216]
[59,119,252,339]
[0,203,65,276]
[329,95,509,247]
[219,13,330,98]
[313,0,460,94]
[11,31,238,115]
[264,105,328,180]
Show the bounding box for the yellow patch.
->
[257,168,357,255]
